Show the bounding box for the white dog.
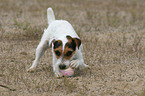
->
[27,8,88,77]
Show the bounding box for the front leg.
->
[53,57,63,78]
[53,64,63,78]
[27,40,48,72]
[70,48,89,70]
[70,59,88,70]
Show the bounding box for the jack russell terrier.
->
[27,8,88,77]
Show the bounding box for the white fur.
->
[27,8,88,77]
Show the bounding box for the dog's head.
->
[49,35,81,69]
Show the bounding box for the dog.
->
[27,8,88,77]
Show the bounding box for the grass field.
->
[0,0,145,95]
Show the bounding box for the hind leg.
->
[27,40,49,72]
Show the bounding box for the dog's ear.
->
[73,38,81,49]
[66,35,81,49]
[66,35,73,40]
[49,38,55,47]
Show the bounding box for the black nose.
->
[59,64,66,69]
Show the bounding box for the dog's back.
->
[46,8,79,40]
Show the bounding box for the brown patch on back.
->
[53,40,63,59]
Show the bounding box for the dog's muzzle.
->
[57,60,70,70]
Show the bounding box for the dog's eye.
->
[55,50,61,56]
[53,40,62,49]
[65,51,72,56]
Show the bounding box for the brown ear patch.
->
[53,40,63,59]
[66,35,81,49]
[63,35,81,60]
[66,36,76,51]
[66,35,73,40]
[73,38,81,49]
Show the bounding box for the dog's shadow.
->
[34,64,54,76]
[74,67,91,77]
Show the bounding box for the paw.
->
[84,64,89,68]
[55,72,63,78]
[70,60,80,69]
[27,67,36,72]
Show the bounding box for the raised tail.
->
[47,8,55,25]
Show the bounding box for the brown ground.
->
[0,0,145,96]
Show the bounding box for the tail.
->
[47,7,55,25]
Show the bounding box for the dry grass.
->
[0,0,145,96]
